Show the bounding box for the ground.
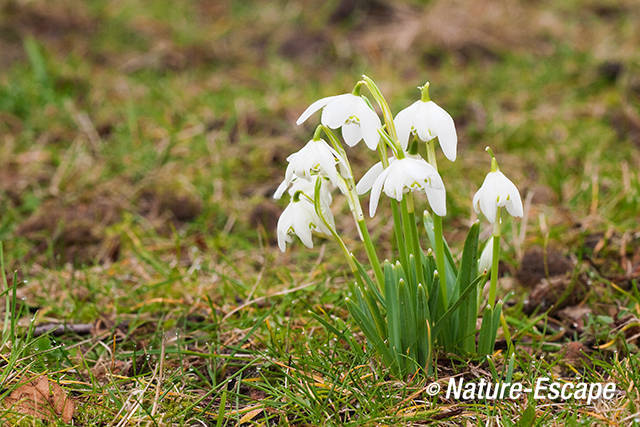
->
[1,0,640,424]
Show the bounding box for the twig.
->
[32,323,94,337]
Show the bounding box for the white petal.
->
[394,102,419,150]
[385,165,406,202]
[472,189,482,215]
[356,161,384,195]
[293,205,314,248]
[505,181,523,218]
[369,168,389,217]
[296,96,336,125]
[321,94,355,129]
[358,105,382,150]
[480,189,497,223]
[277,206,293,251]
[415,102,435,142]
[273,179,289,199]
[315,147,341,186]
[342,122,362,147]
[318,205,335,233]
[423,101,457,161]
[426,187,447,217]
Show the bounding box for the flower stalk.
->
[425,138,447,308]
[488,209,501,308]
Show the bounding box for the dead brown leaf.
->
[3,376,75,423]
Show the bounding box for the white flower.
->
[276,178,335,252]
[296,94,382,150]
[356,155,447,217]
[273,138,347,199]
[473,170,523,223]
[394,100,457,161]
[478,237,494,273]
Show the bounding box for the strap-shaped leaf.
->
[398,278,417,363]
[384,263,404,372]
[433,273,487,336]
[454,222,480,353]
[346,298,395,368]
[416,283,431,367]
[353,256,385,309]
[407,253,419,299]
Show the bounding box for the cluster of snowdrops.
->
[274,76,523,376]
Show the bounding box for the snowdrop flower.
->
[478,237,493,273]
[277,178,335,252]
[273,138,348,199]
[394,82,457,161]
[356,155,446,217]
[473,151,523,224]
[296,94,382,150]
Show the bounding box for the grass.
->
[1,0,640,424]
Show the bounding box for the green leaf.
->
[416,284,431,367]
[517,401,536,427]
[454,222,480,353]
[477,302,502,356]
[433,274,486,337]
[398,278,417,364]
[346,298,395,368]
[353,256,384,308]
[408,254,419,298]
[384,263,404,372]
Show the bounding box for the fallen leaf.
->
[3,376,75,423]
[237,407,264,424]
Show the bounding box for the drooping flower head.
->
[473,148,523,223]
[277,177,335,252]
[296,94,382,150]
[394,82,457,161]
[274,138,347,199]
[356,155,447,217]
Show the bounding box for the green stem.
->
[308,179,357,275]
[377,140,389,168]
[320,125,383,286]
[425,139,447,308]
[426,139,438,170]
[359,75,405,158]
[488,209,502,308]
[360,75,398,142]
[308,192,356,273]
[433,214,448,308]
[405,195,423,283]
[378,127,403,159]
[357,219,383,286]
[391,200,407,269]
[375,121,408,274]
